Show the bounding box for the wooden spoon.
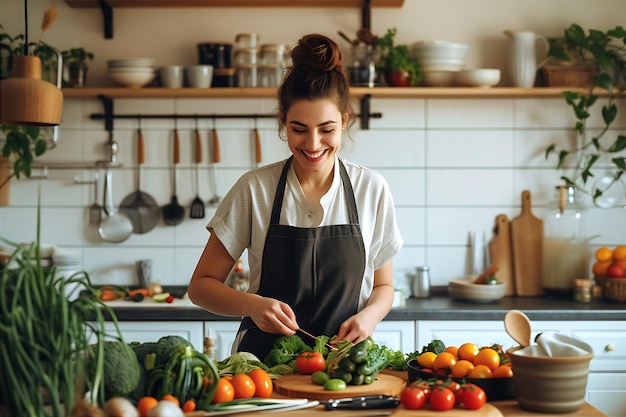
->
[504,309,532,347]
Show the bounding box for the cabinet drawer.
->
[571,329,626,371]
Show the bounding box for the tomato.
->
[492,364,514,378]
[211,377,235,404]
[311,371,330,386]
[451,359,475,378]
[323,378,347,391]
[160,394,179,407]
[474,347,500,370]
[295,351,325,374]
[457,343,479,361]
[136,396,158,416]
[445,380,463,405]
[432,351,457,373]
[182,400,196,412]
[400,385,428,409]
[461,383,487,410]
[468,364,493,379]
[416,351,437,369]
[248,369,273,398]
[429,386,455,411]
[230,373,256,399]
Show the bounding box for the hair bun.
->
[291,34,343,72]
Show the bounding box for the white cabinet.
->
[372,320,416,353]
[204,321,241,361]
[416,320,626,417]
[94,321,205,352]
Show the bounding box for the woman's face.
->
[286,98,346,177]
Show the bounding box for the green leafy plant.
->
[1,125,49,188]
[544,24,626,205]
[62,47,94,67]
[376,28,421,86]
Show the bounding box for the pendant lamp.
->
[0,0,63,126]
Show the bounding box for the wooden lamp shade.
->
[0,56,63,126]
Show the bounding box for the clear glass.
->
[542,185,590,297]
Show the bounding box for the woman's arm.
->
[188,233,299,335]
[335,259,395,343]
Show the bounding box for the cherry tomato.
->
[211,378,235,404]
[295,351,325,375]
[400,385,428,410]
[461,383,487,410]
[429,386,455,411]
[230,374,256,399]
[248,369,273,398]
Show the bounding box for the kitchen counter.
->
[102,293,626,322]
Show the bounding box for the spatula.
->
[162,122,185,225]
[190,120,205,219]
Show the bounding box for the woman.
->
[188,33,403,361]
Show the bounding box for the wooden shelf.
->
[61,86,597,100]
[63,0,403,8]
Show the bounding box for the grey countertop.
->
[105,294,626,322]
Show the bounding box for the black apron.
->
[237,157,366,360]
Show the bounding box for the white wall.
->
[1,0,625,292]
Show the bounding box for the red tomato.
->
[295,352,325,374]
[429,386,455,411]
[461,383,487,410]
[400,385,428,410]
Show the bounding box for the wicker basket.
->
[594,277,626,302]
[540,64,598,87]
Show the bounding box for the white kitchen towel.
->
[516,331,593,357]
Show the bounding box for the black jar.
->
[197,43,233,68]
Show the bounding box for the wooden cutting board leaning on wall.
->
[510,190,544,296]
[488,214,515,296]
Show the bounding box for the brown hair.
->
[277,34,356,139]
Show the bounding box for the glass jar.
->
[348,44,380,87]
[542,185,590,298]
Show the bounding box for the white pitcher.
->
[504,30,549,88]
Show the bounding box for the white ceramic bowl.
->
[456,69,501,88]
[108,70,155,88]
[447,278,506,303]
[108,58,155,68]
[421,71,458,87]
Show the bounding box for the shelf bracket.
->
[359,94,382,130]
[99,0,113,39]
[362,0,371,29]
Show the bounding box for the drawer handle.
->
[604,343,616,352]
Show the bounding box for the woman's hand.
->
[248,296,299,335]
[334,311,377,344]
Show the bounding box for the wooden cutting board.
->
[510,190,544,296]
[273,373,406,401]
[488,214,515,296]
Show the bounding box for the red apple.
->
[606,263,626,278]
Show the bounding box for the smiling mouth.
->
[301,149,327,160]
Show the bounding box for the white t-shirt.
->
[207,155,403,310]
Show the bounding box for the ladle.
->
[504,309,532,347]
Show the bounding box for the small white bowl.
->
[108,70,155,88]
[448,278,506,303]
[456,69,501,88]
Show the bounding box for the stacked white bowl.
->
[412,40,468,86]
[108,58,156,88]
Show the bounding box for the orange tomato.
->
[450,359,475,378]
[212,377,235,404]
[136,396,159,417]
[474,347,500,371]
[230,373,256,399]
[161,394,179,407]
[433,351,457,373]
[468,364,493,379]
[457,342,480,361]
[613,246,626,262]
[248,369,273,398]
[595,247,613,262]
[445,346,458,357]
[593,261,612,277]
[416,351,437,369]
[182,399,196,412]
[492,365,514,378]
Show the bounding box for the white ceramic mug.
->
[160,65,184,88]
[186,65,214,88]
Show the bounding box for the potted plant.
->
[544,23,626,207]
[377,28,421,87]
[61,47,94,87]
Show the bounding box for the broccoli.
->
[87,341,141,400]
[313,335,331,357]
[154,335,193,365]
[263,335,312,368]
[421,339,446,355]
[128,341,159,400]
[131,341,158,366]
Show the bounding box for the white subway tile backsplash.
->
[427,99,513,128]
[427,169,515,205]
[427,130,514,167]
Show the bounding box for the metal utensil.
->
[190,118,205,219]
[88,171,102,226]
[208,120,222,206]
[162,122,185,225]
[119,121,161,233]
[98,168,133,243]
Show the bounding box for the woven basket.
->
[540,64,598,87]
[594,277,626,302]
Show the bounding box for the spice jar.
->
[574,278,593,303]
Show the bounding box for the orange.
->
[161,394,179,407]
[468,364,493,379]
[433,351,457,373]
[450,359,475,378]
[248,369,273,398]
[595,247,613,262]
[230,373,256,399]
[445,346,458,357]
[457,342,480,361]
[136,396,159,417]
[417,351,437,369]
[592,261,611,277]
[613,246,626,262]
[212,377,235,404]
[492,365,514,378]
[474,347,500,371]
